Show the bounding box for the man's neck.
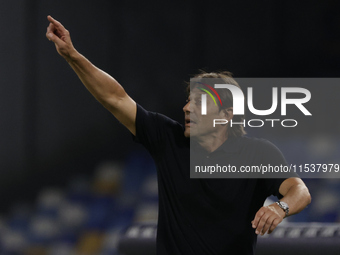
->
[194,133,228,153]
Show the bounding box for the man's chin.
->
[184,128,191,138]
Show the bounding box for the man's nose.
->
[183,101,191,113]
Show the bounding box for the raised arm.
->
[46,15,136,135]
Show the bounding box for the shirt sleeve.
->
[258,139,299,199]
[133,104,184,155]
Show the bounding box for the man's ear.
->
[223,107,234,121]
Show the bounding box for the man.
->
[46,16,311,254]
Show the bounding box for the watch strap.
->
[276,201,289,217]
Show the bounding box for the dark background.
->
[1,0,340,213]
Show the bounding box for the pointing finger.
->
[47,15,65,29]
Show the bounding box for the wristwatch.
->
[276,201,289,217]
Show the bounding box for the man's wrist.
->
[271,203,286,219]
[275,201,289,217]
[65,49,80,63]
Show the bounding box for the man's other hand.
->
[251,203,285,235]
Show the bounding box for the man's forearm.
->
[279,183,311,217]
[66,51,127,109]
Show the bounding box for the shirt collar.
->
[190,136,241,155]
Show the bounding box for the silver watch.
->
[276,201,289,217]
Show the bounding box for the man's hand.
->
[251,203,285,235]
[46,15,77,60]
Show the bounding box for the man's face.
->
[183,87,230,138]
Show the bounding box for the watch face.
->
[280,202,289,210]
[278,201,289,216]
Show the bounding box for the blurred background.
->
[0,0,340,254]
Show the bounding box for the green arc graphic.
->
[198,87,217,106]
